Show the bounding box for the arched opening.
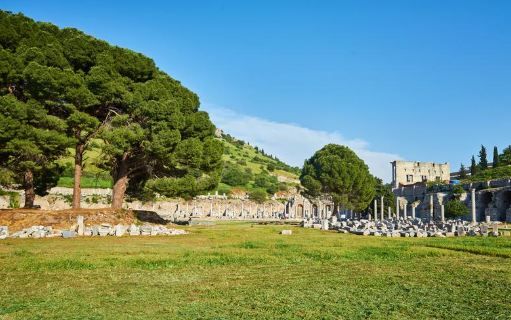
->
[312,204,318,218]
[297,204,304,218]
[480,192,493,221]
[497,190,511,221]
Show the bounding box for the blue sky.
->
[3,1,511,181]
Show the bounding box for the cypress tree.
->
[493,146,500,168]
[478,145,488,170]
[470,156,478,176]
[459,163,467,179]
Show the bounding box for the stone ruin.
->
[0,216,187,240]
[302,216,509,238]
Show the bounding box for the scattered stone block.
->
[77,215,84,236]
[62,230,76,238]
[280,230,292,235]
[129,224,140,236]
[114,224,125,237]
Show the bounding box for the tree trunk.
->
[111,153,129,209]
[24,170,35,208]
[72,143,84,209]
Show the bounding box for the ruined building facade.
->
[391,160,450,189]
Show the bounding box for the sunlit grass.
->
[0,222,510,319]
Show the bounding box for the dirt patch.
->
[0,208,138,231]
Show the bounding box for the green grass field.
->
[0,223,510,319]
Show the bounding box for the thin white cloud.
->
[204,105,402,182]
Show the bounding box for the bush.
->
[267,163,276,172]
[249,188,267,203]
[221,164,252,186]
[445,200,469,218]
[216,184,232,196]
[278,182,288,192]
[254,173,279,194]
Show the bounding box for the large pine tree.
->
[0,96,71,207]
[300,144,375,212]
[0,10,223,209]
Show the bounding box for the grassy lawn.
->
[0,223,510,319]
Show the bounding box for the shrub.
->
[445,200,469,218]
[254,173,279,194]
[221,164,252,186]
[249,188,267,203]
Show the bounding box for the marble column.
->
[396,198,400,219]
[380,196,384,221]
[412,204,416,219]
[403,202,407,219]
[429,195,434,221]
[440,204,445,223]
[388,206,391,219]
[374,200,377,221]
[471,188,476,224]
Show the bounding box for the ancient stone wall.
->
[393,178,511,222]
[392,161,450,188]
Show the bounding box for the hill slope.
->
[56,134,301,198]
[217,133,300,197]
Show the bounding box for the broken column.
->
[440,204,445,223]
[429,194,434,221]
[380,196,384,221]
[374,199,377,221]
[396,198,400,219]
[471,188,476,224]
[77,215,84,236]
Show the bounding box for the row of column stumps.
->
[370,188,478,223]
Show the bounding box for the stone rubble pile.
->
[303,217,504,237]
[0,216,187,239]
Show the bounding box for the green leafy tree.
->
[459,163,468,180]
[254,173,279,194]
[221,163,252,186]
[249,188,267,204]
[478,145,488,170]
[100,76,223,208]
[300,144,375,212]
[501,146,511,165]
[0,10,223,208]
[470,156,478,176]
[445,199,469,218]
[0,95,71,207]
[493,146,500,168]
[365,178,395,216]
